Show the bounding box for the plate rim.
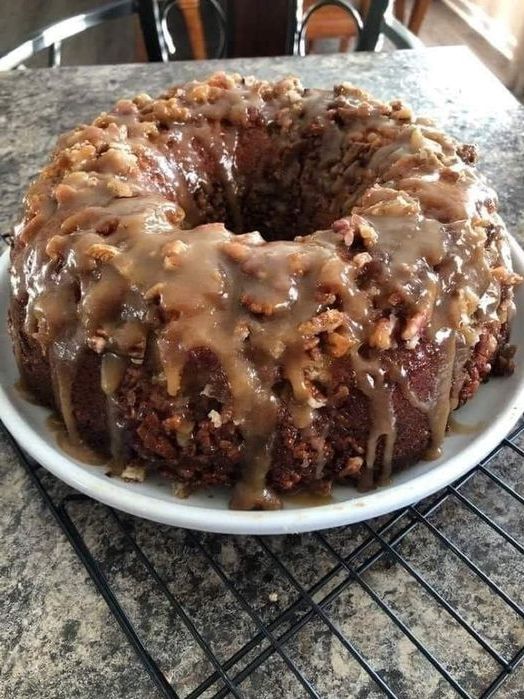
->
[2,240,524,535]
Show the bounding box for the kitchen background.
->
[1,0,523,94]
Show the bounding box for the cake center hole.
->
[181,131,348,241]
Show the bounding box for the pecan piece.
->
[491,266,522,285]
[339,456,364,478]
[87,332,108,354]
[369,316,394,350]
[144,282,165,300]
[298,309,345,336]
[401,311,426,343]
[163,239,189,269]
[352,252,372,269]
[96,217,119,236]
[221,241,250,263]
[240,293,275,316]
[86,243,119,262]
[326,331,353,358]
[45,235,67,260]
[121,462,146,482]
[390,102,413,121]
[456,143,478,164]
[107,179,134,198]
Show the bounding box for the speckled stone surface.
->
[1,48,524,698]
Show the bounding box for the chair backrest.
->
[160,0,227,60]
[291,0,422,54]
[0,0,421,72]
[0,0,168,71]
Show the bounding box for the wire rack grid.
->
[2,418,524,699]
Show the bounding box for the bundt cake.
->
[9,72,521,510]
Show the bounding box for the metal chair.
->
[0,0,228,70]
[0,0,420,72]
[161,0,227,60]
[0,0,169,70]
[290,0,422,55]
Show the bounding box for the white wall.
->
[443,0,524,58]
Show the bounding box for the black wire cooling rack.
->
[2,418,524,698]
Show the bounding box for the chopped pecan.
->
[335,214,378,248]
[357,187,420,218]
[208,410,222,429]
[240,293,275,316]
[115,99,136,115]
[339,456,364,478]
[484,197,497,213]
[165,101,191,122]
[234,320,250,341]
[304,336,320,351]
[96,217,119,236]
[494,343,516,376]
[391,106,413,121]
[331,217,354,247]
[401,311,426,343]
[440,167,460,183]
[491,266,523,285]
[121,462,146,482]
[352,252,372,269]
[133,92,152,108]
[298,309,345,336]
[144,282,165,300]
[45,235,67,260]
[54,183,78,206]
[221,240,250,263]
[98,145,138,175]
[457,287,480,317]
[208,72,238,90]
[456,143,478,164]
[87,332,107,354]
[187,83,211,102]
[307,395,327,409]
[315,289,337,306]
[107,179,134,198]
[356,218,378,248]
[163,239,189,269]
[334,82,364,98]
[410,127,425,150]
[388,290,404,306]
[165,206,185,226]
[173,483,194,499]
[390,103,413,121]
[326,331,353,357]
[163,415,184,433]
[86,243,119,262]
[163,414,194,435]
[369,316,394,350]
[288,252,310,276]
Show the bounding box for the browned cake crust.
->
[8,73,521,509]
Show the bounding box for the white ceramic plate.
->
[1,242,524,535]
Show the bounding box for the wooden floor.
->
[0,0,512,87]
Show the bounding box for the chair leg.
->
[136,0,168,61]
[408,0,432,35]
[178,0,208,60]
[394,0,406,23]
[359,0,371,18]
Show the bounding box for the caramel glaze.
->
[9,73,521,509]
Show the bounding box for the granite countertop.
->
[1,47,524,698]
